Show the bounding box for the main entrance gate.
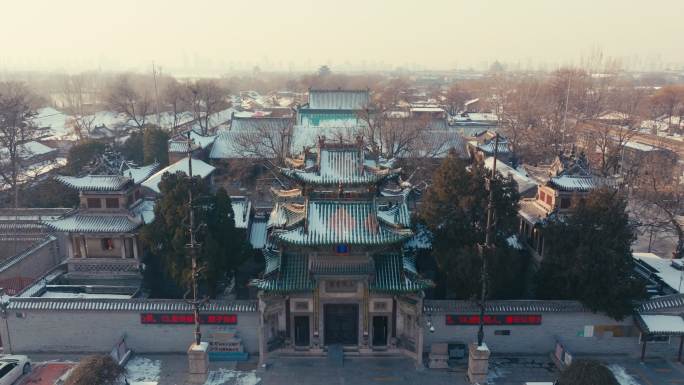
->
[324,304,358,345]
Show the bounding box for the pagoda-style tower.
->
[251,137,431,362]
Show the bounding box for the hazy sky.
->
[1,0,682,74]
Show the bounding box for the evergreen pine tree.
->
[420,153,526,299]
[140,172,249,297]
[536,188,646,319]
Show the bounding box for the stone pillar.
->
[187,342,209,384]
[79,236,87,258]
[415,295,424,369]
[257,295,267,368]
[121,237,127,259]
[132,238,139,259]
[66,236,74,258]
[467,343,491,384]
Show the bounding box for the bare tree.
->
[62,73,97,139]
[630,146,683,258]
[651,85,684,134]
[162,77,189,134]
[445,83,473,114]
[106,74,150,130]
[232,120,292,165]
[184,79,228,135]
[0,82,42,207]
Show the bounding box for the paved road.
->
[21,352,684,385]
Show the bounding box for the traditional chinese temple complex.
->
[251,137,432,358]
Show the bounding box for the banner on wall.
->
[445,314,542,325]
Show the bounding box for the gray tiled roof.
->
[56,175,132,191]
[637,294,684,313]
[7,298,257,312]
[423,300,586,313]
[307,90,370,110]
[250,254,314,293]
[44,214,142,233]
[230,116,293,133]
[548,176,597,192]
[370,254,432,293]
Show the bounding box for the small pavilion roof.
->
[55,175,132,192]
[44,214,142,233]
[274,200,412,246]
[548,176,597,192]
[636,314,684,336]
[281,146,400,186]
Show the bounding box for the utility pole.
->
[152,62,161,128]
[184,132,207,346]
[477,134,500,347]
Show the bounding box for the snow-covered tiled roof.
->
[477,138,510,155]
[633,252,684,294]
[268,203,306,229]
[298,111,360,128]
[548,176,596,192]
[210,117,291,159]
[518,199,548,225]
[130,199,156,224]
[44,214,142,233]
[168,130,217,153]
[32,107,75,141]
[7,298,257,312]
[637,314,684,335]
[56,175,132,192]
[231,196,251,229]
[0,141,56,164]
[141,158,215,194]
[306,89,369,110]
[275,200,412,246]
[289,124,359,154]
[423,300,586,313]
[281,147,400,186]
[377,202,411,228]
[121,162,160,184]
[484,157,537,195]
[249,217,268,249]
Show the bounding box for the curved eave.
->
[274,228,413,246]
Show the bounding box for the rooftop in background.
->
[633,252,684,295]
[55,175,132,192]
[141,157,216,194]
[304,89,370,110]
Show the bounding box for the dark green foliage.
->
[536,188,646,320]
[118,131,144,164]
[66,140,106,175]
[556,360,618,385]
[65,354,124,385]
[140,172,250,298]
[420,154,526,299]
[19,178,78,208]
[143,127,169,166]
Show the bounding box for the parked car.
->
[0,355,31,385]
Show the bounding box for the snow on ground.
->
[125,356,161,385]
[608,365,640,385]
[203,369,260,385]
